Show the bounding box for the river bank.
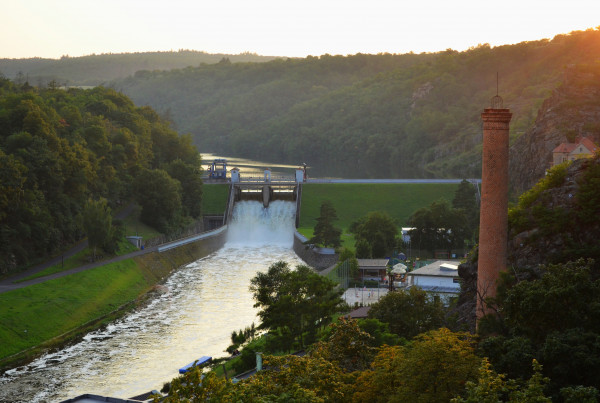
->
[0,229,227,374]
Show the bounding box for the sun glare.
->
[0,0,598,58]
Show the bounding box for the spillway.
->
[0,201,302,402]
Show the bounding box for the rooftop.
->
[408,260,461,277]
[357,259,389,269]
[552,136,599,154]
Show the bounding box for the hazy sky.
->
[2,0,598,58]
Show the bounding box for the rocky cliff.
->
[509,64,600,196]
[508,156,600,271]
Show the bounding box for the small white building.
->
[401,227,414,244]
[406,260,461,303]
[230,167,240,183]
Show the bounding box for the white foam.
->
[226,200,296,247]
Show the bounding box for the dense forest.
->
[110,28,600,179]
[0,79,202,274]
[0,50,278,87]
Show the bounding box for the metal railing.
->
[157,225,227,253]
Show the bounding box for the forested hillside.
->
[0,51,278,87]
[112,28,600,179]
[0,79,202,274]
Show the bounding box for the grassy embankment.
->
[298,183,460,250]
[17,185,230,283]
[201,184,230,215]
[0,185,230,370]
[0,260,153,366]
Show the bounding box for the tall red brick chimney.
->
[477,95,512,320]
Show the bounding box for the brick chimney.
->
[477,96,512,321]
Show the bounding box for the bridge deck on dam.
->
[205,178,481,185]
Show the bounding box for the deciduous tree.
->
[368,286,445,339]
[134,168,183,233]
[249,261,343,348]
[350,211,398,258]
[82,198,112,260]
[408,199,468,256]
[354,328,480,403]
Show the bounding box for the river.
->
[0,200,302,402]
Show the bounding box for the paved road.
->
[206,178,482,184]
[306,178,481,184]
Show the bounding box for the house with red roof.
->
[552,136,599,166]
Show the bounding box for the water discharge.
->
[0,200,302,403]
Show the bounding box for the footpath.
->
[0,203,153,294]
[0,245,158,294]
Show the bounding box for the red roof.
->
[577,136,599,153]
[552,143,577,153]
[553,136,598,154]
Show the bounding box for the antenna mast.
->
[491,72,503,109]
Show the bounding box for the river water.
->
[0,201,302,402]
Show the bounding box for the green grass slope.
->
[202,184,230,215]
[0,260,150,361]
[298,183,460,247]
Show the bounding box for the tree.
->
[249,261,343,348]
[350,211,398,258]
[134,168,182,233]
[232,354,351,402]
[353,328,480,403]
[308,200,341,248]
[357,318,403,347]
[408,199,468,256]
[162,368,231,402]
[81,198,112,260]
[311,317,375,372]
[367,286,446,339]
[452,359,552,403]
[355,238,372,259]
[165,159,203,218]
[452,179,479,239]
[479,259,600,397]
[495,259,600,343]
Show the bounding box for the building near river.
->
[357,259,389,283]
[406,260,461,304]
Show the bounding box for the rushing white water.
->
[0,200,301,403]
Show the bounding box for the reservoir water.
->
[0,200,302,402]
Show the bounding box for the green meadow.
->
[297,183,461,245]
[0,259,150,363]
[202,184,230,215]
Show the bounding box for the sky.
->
[2,0,598,59]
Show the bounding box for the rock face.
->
[508,157,600,271]
[509,65,600,195]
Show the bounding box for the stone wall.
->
[134,226,227,282]
[293,231,339,271]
